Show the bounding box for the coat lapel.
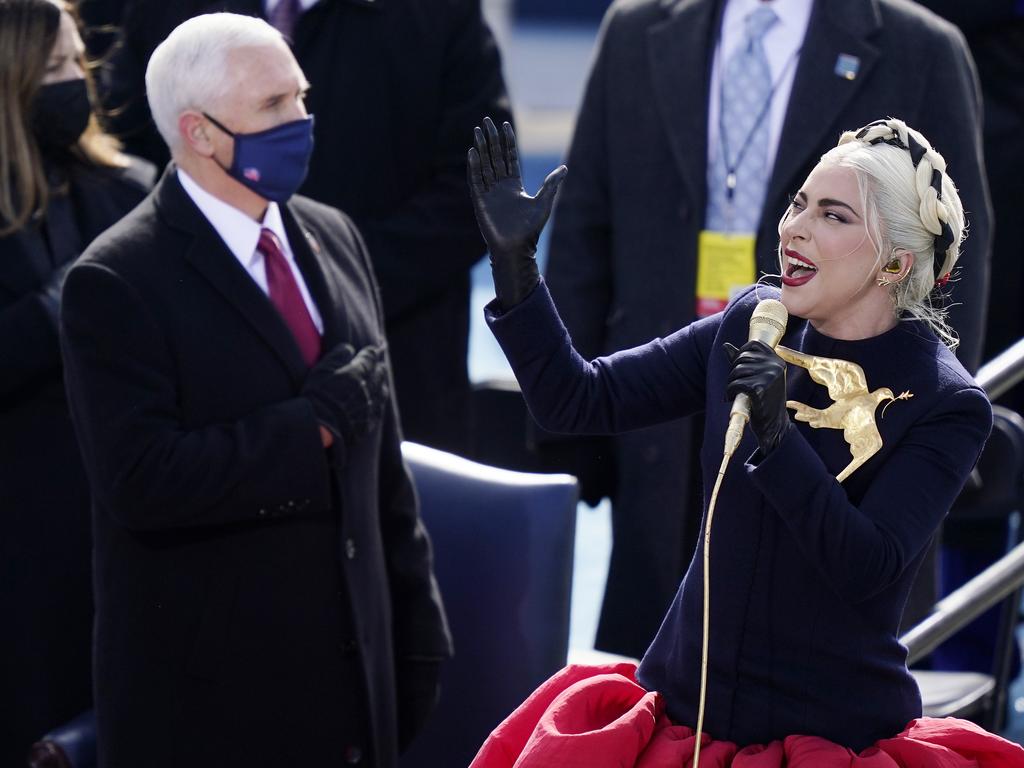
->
[153,167,309,386]
[647,0,723,211]
[765,0,882,206]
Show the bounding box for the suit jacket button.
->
[345,539,357,559]
[258,508,267,517]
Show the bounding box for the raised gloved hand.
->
[467,116,567,311]
[724,340,789,455]
[302,342,389,449]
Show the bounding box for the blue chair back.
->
[399,442,578,768]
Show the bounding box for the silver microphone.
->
[724,298,789,457]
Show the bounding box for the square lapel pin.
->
[834,53,860,80]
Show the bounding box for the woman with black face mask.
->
[0,1,154,763]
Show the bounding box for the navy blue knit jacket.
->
[486,281,991,750]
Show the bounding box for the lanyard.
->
[716,40,801,202]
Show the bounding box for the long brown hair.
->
[0,0,126,235]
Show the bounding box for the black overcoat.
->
[545,0,993,657]
[0,157,152,765]
[103,0,514,454]
[59,169,452,768]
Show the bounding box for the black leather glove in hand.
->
[302,342,389,447]
[397,659,442,753]
[467,116,567,311]
[724,340,790,455]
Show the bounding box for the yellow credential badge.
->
[696,230,756,318]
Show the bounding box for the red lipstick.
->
[782,248,818,287]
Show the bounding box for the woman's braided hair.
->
[824,118,966,349]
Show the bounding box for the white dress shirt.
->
[707,0,814,180]
[177,169,324,334]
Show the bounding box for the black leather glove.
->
[397,659,442,753]
[724,340,789,455]
[467,116,567,311]
[302,342,389,447]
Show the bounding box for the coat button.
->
[342,638,358,654]
[258,508,267,517]
[345,539,357,559]
[344,745,363,764]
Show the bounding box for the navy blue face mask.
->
[203,112,315,203]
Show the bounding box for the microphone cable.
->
[691,443,737,768]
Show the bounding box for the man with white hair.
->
[104,0,513,459]
[59,13,451,767]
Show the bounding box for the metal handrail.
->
[902,541,1024,664]
[976,338,1024,400]
[897,340,1024,664]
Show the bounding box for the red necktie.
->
[268,0,301,39]
[257,227,321,366]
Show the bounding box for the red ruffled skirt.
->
[470,663,1024,767]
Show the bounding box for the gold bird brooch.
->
[774,346,913,482]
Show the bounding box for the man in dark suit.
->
[101,0,513,456]
[545,0,992,658]
[60,13,450,767]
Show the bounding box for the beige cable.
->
[692,445,736,768]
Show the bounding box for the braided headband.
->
[854,120,954,286]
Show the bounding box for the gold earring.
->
[884,258,902,274]
[878,271,909,288]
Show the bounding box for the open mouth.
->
[782,250,817,286]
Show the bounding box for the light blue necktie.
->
[706,5,779,234]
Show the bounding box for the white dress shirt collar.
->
[177,168,290,271]
[176,168,325,334]
[720,0,814,48]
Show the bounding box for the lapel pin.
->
[303,230,322,255]
[834,53,860,80]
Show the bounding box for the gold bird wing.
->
[835,405,885,482]
[775,345,870,401]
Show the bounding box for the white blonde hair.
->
[145,13,285,153]
[782,118,966,350]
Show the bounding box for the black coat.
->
[103,0,514,454]
[0,156,152,766]
[545,0,993,657]
[59,170,452,768]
